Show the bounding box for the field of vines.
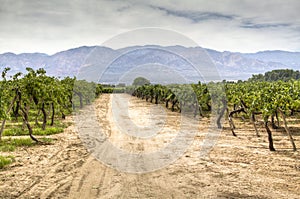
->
[0,67,102,143]
[1,67,300,198]
[1,67,299,152]
[127,80,300,151]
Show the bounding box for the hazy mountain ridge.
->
[0,45,298,82]
[244,51,300,68]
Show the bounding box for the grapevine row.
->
[129,80,300,151]
[0,68,101,141]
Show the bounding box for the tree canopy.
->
[132,77,150,86]
[249,69,300,82]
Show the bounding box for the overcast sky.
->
[0,0,300,54]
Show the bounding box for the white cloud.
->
[0,0,299,54]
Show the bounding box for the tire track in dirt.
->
[21,143,88,198]
[0,117,89,199]
[68,93,186,198]
[68,94,300,198]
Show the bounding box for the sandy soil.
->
[0,93,300,198]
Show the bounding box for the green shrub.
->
[3,126,64,136]
[0,156,14,169]
[0,137,53,152]
[3,128,27,136]
[33,127,64,135]
[0,138,35,151]
[0,145,15,152]
[8,138,35,147]
[40,137,53,143]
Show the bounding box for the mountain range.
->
[0,45,299,84]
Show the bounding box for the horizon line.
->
[0,45,299,56]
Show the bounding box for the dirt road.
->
[1,94,300,198]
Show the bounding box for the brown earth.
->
[0,93,299,198]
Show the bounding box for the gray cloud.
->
[0,0,300,54]
[240,21,291,29]
[151,6,235,23]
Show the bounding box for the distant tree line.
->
[249,69,300,82]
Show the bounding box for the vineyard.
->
[0,68,102,140]
[0,68,104,168]
[0,68,300,198]
[1,68,299,156]
[128,79,300,151]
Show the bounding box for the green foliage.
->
[130,83,204,114]
[112,87,125,93]
[249,69,300,82]
[0,144,15,152]
[33,127,64,136]
[73,79,97,107]
[6,138,35,146]
[129,78,300,122]
[95,84,103,96]
[40,137,53,143]
[0,137,53,152]
[132,77,150,86]
[225,80,300,120]
[3,128,24,136]
[0,67,104,141]
[101,87,125,93]
[102,87,114,93]
[0,138,35,150]
[0,155,14,169]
